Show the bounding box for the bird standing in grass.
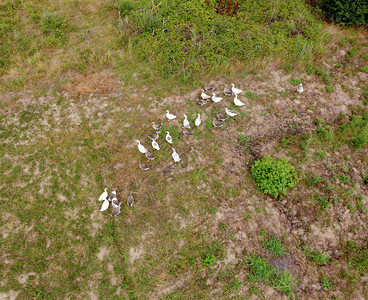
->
[183,127,193,136]
[233,94,245,106]
[152,139,160,150]
[231,83,242,95]
[213,119,224,128]
[201,90,210,100]
[197,98,207,106]
[297,83,303,94]
[224,87,232,96]
[152,122,163,131]
[166,110,177,120]
[108,190,116,201]
[225,108,237,117]
[100,199,109,211]
[183,114,190,129]
[98,188,108,201]
[204,85,215,92]
[136,140,147,153]
[139,162,150,170]
[111,202,121,216]
[212,93,223,103]
[145,151,156,160]
[195,113,201,127]
[172,148,181,162]
[166,131,173,144]
[127,192,134,207]
[216,112,227,121]
[148,132,159,141]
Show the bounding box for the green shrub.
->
[320,0,368,26]
[251,156,299,198]
[202,254,215,267]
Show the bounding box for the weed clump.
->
[251,156,299,198]
[304,247,331,265]
[262,236,287,257]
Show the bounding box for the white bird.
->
[231,83,242,95]
[136,140,147,153]
[225,108,237,117]
[297,83,303,94]
[98,188,108,201]
[152,140,160,150]
[201,90,210,100]
[234,94,245,106]
[183,114,190,129]
[166,110,177,120]
[166,131,173,144]
[195,113,201,127]
[212,93,223,103]
[100,199,109,212]
[172,148,181,163]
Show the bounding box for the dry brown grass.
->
[62,70,116,98]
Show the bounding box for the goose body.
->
[152,122,163,131]
[108,190,116,201]
[183,114,190,129]
[213,119,224,128]
[100,199,109,211]
[136,140,147,153]
[204,85,215,92]
[145,151,156,160]
[127,192,134,207]
[166,110,177,120]
[297,83,303,94]
[212,93,223,103]
[139,162,150,170]
[111,204,121,216]
[225,108,237,117]
[224,87,232,96]
[152,140,160,150]
[172,148,181,163]
[216,112,227,121]
[148,132,159,141]
[197,98,207,106]
[111,197,119,208]
[234,95,245,107]
[166,131,173,144]
[231,83,242,95]
[183,127,193,136]
[98,188,108,201]
[195,113,201,127]
[201,90,210,100]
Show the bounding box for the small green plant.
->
[251,156,299,198]
[262,236,287,257]
[320,274,332,289]
[224,277,242,292]
[304,247,331,265]
[346,47,358,59]
[289,78,302,86]
[325,85,334,93]
[316,195,331,211]
[202,254,215,267]
[42,13,68,39]
[246,255,295,296]
[238,134,249,146]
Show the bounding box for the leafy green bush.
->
[320,0,368,26]
[251,156,299,198]
[118,0,325,78]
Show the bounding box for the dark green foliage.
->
[262,236,287,257]
[202,254,216,267]
[304,247,331,265]
[320,0,368,26]
[251,156,299,198]
[316,195,331,211]
[246,255,295,296]
[118,0,325,78]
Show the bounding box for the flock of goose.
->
[97,82,304,216]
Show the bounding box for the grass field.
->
[1,0,368,299]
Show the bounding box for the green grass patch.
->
[262,236,287,257]
[304,247,331,265]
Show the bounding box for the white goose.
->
[152,140,160,150]
[233,94,245,107]
[183,114,190,129]
[166,110,177,120]
[172,148,181,163]
[297,83,303,94]
[166,131,173,144]
[201,90,211,100]
[136,140,147,153]
[231,83,242,95]
[212,93,223,103]
[98,188,108,201]
[225,108,237,117]
[100,199,109,211]
[195,113,201,127]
